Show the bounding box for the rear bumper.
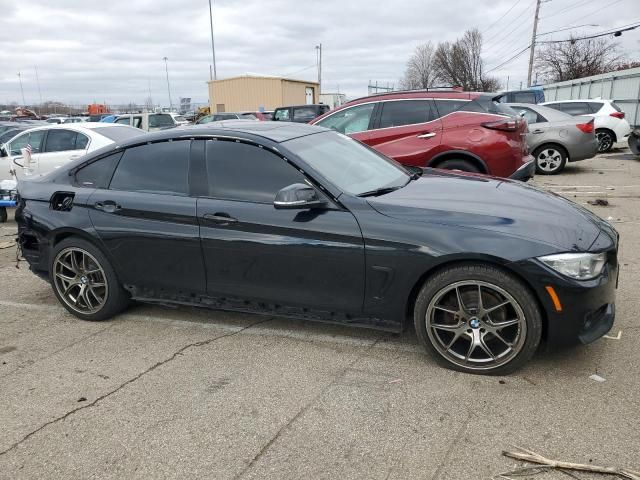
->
[568,138,598,162]
[509,157,535,181]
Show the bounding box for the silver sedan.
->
[507,103,599,175]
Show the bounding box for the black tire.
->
[49,237,129,321]
[0,207,7,223]
[533,144,567,175]
[413,263,542,375]
[436,159,481,173]
[596,129,614,153]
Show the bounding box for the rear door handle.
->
[94,201,121,213]
[417,132,436,139]
[203,212,238,224]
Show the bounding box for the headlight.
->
[538,252,607,280]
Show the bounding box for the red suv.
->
[310,90,534,180]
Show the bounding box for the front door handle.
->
[203,212,238,225]
[531,129,544,134]
[94,201,121,213]
[417,132,436,139]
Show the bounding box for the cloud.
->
[1,0,637,107]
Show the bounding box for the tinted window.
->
[75,152,121,188]
[589,102,605,113]
[9,130,46,155]
[115,117,130,125]
[511,92,537,104]
[149,114,175,128]
[110,140,190,195]
[44,129,79,152]
[378,100,433,128]
[293,107,319,122]
[75,133,90,149]
[92,126,143,142]
[240,113,257,120]
[433,100,470,117]
[0,128,25,143]
[205,140,305,203]
[315,103,375,134]
[213,114,237,121]
[546,102,591,116]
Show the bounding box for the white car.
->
[0,123,143,182]
[170,113,190,126]
[540,99,632,152]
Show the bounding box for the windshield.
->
[284,131,409,196]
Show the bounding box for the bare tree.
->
[432,29,500,91]
[400,42,438,89]
[535,36,623,82]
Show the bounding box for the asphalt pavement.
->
[1,150,639,479]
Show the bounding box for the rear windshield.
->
[610,102,623,113]
[149,114,175,128]
[91,126,144,142]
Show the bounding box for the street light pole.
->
[17,72,26,106]
[163,57,173,110]
[208,0,217,80]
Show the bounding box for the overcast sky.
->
[1,0,639,107]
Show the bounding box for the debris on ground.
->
[495,446,640,479]
[589,374,606,382]
[588,199,610,206]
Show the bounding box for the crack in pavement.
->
[431,409,472,480]
[233,334,386,480]
[0,316,274,457]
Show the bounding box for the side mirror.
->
[404,165,423,177]
[274,183,326,210]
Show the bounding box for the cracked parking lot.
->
[1,151,639,479]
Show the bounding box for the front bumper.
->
[515,254,618,348]
[509,157,535,181]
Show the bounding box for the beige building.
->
[207,75,320,113]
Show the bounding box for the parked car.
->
[540,99,632,153]
[507,103,598,175]
[15,121,618,375]
[242,111,274,121]
[311,90,534,180]
[499,88,545,104]
[170,113,190,126]
[46,117,85,124]
[0,126,30,145]
[114,112,177,131]
[88,114,114,122]
[197,112,258,124]
[0,123,143,182]
[273,104,330,123]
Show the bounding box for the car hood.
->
[366,170,606,252]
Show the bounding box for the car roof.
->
[159,120,330,143]
[541,99,607,104]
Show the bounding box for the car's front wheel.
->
[50,237,129,321]
[414,264,542,375]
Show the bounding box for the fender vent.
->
[50,192,75,212]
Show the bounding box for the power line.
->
[541,0,598,19]
[485,44,532,73]
[482,0,524,34]
[564,0,625,26]
[484,0,536,45]
[537,22,640,43]
[484,17,533,54]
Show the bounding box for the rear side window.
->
[433,100,470,117]
[205,140,305,203]
[516,107,545,124]
[293,107,319,122]
[75,152,121,189]
[274,109,290,121]
[378,100,434,128]
[44,129,87,152]
[109,140,190,195]
[588,102,604,113]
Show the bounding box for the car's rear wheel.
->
[596,129,614,153]
[435,159,481,173]
[414,264,542,375]
[533,145,566,175]
[50,237,129,321]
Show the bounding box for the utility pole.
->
[208,0,217,80]
[163,57,173,110]
[17,72,26,106]
[527,0,542,88]
[506,75,510,91]
[316,44,322,92]
[34,67,43,114]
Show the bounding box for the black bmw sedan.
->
[15,121,618,375]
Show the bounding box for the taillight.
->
[610,112,625,119]
[482,117,520,132]
[576,121,594,134]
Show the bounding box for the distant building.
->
[207,75,320,113]
[319,93,346,110]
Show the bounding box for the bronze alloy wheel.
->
[52,247,109,315]
[425,280,527,371]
